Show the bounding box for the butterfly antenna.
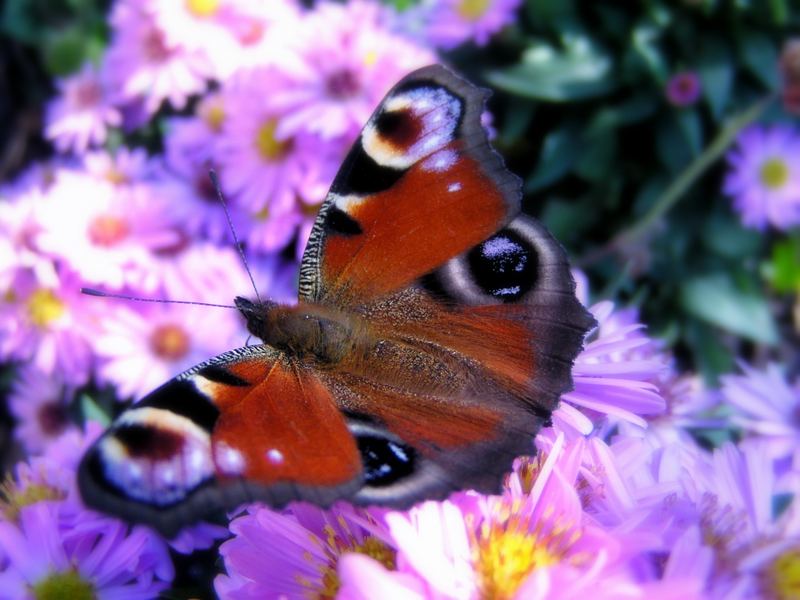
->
[208,168,262,304]
[81,288,237,309]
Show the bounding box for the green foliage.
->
[2,0,109,76]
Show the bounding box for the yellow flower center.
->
[471,503,583,599]
[458,0,491,20]
[255,119,290,161]
[186,0,219,18]
[763,548,800,600]
[26,289,65,328]
[32,570,95,600]
[1,476,65,522]
[760,157,790,190]
[87,214,129,247]
[103,168,129,185]
[199,96,225,132]
[253,206,270,221]
[149,324,191,361]
[296,518,396,599]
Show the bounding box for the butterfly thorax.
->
[235,296,367,364]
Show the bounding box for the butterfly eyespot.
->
[357,434,416,486]
[374,108,420,149]
[467,230,537,302]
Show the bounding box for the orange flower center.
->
[88,214,130,247]
[149,324,191,361]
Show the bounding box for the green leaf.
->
[43,26,87,75]
[486,36,616,102]
[697,36,733,120]
[680,273,779,345]
[704,213,763,259]
[575,130,617,182]
[738,30,779,90]
[766,235,800,293]
[80,393,111,427]
[630,22,668,83]
[525,123,581,192]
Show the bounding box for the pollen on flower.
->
[458,0,491,20]
[0,476,65,522]
[761,548,800,600]
[198,97,225,132]
[471,502,583,599]
[149,323,191,361]
[32,570,95,600]
[142,26,172,63]
[255,120,291,161]
[298,517,396,599]
[187,0,220,18]
[26,289,65,328]
[68,79,102,109]
[760,158,790,189]
[87,214,130,247]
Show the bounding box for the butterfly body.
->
[79,65,595,537]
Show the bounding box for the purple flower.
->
[8,366,77,455]
[665,71,702,107]
[94,300,245,399]
[553,300,667,437]
[0,502,173,599]
[216,503,395,598]
[721,363,800,492]
[33,166,184,290]
[44,63,122,154]
[724,124,800,230]
[269,0,435,141]
[149,0,301,79]
[406,0,522,50]
[0,266,96,384]
[104,0,213,115]
[213,66,343,242]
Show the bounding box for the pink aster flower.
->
[44,63,122,154]
[216,503,396,598]
[104,0,213,116]
[407,0,522,50]
[34,167,183,290]
[0,266,95,384]
[94,300,245,400]
[149,0,301,79]
[270,0,435,141]
[214,66,343,214]
[723,124,800,230]
[8,366,77,455]
[0,501,173,599]
[665,71,702,107]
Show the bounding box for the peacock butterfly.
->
[78,65,595,537]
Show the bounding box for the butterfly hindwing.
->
[78,347,362,537]
[299,65,522,306]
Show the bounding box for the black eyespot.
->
[114,424,184,460]
[374,108,421,149]
[139,379,220,433]
[467,230,538,302]
[357,435,416,486]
